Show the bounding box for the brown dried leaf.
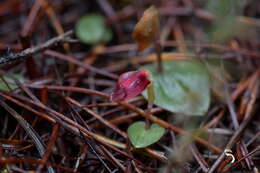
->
[132,6,160,51]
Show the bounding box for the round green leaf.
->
[127,121,165,148]
[142,60,210,116]
[75,14,112,44]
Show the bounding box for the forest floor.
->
[0,0,259,173]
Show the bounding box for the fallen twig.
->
[0,30,73,65]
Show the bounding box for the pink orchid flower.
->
[110,70,151,102]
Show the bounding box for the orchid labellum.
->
[110,70,151,102]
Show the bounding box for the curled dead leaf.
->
[132,6,160,51]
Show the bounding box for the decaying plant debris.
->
[0,0,259,172]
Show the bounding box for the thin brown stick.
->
[190,144,209,172]
[223,145,260,172]
[65,96,128,138]
[0,157,76,172]
[0,30,73,65]
[44,50,118,79]
[26,84,109,98]
[36,123,60,172]
[0,92,55,123]
[100,145,126,172]
[24,84,222,153]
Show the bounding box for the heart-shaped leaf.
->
[75,14,112,44]
[142,60,210,116]
[127,121,165,148]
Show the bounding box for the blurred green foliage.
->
[206,0,249,17]
[206,0,254,43]
[75,14,112,44]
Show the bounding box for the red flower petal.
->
[110,70,150,102]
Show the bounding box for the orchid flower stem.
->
[147,83,155,103]
[145,84,155,129]
[154,40,163,73]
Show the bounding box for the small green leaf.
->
[75,14,112,44]
[127,121,165,148]
[142,60,210,116]
[0,74,24,91]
